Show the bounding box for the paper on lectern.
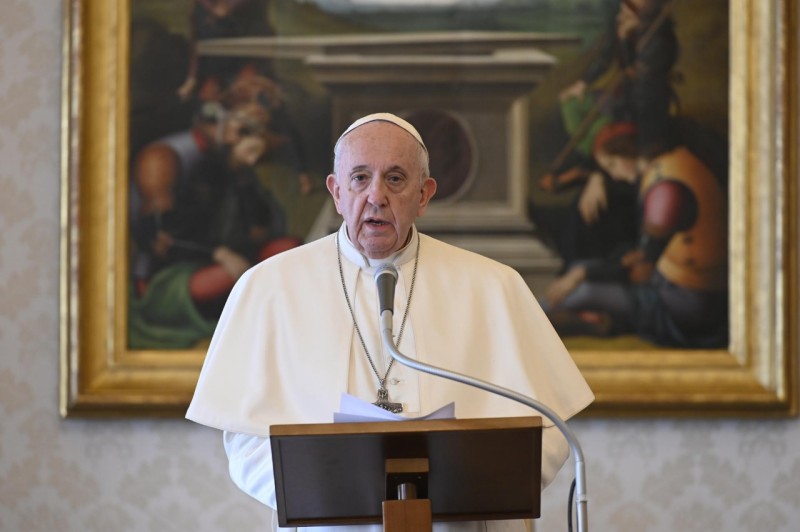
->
[333,393,455,423]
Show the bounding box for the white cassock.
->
[187,224,594,532]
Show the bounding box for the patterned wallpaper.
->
[1,1,799,531]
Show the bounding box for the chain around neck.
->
[336,233,420,389]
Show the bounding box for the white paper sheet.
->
[333,393,455,423]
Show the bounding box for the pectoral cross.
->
[374,387,403,413]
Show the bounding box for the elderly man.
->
[187,113,593,531]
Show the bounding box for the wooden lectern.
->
[270,416,542,530]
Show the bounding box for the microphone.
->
[373,264,398,329]
[375,274,588,532]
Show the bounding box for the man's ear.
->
[417,177,438,216]
[326,174,342,213]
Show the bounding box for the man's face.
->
[596,150,639,183]
[228,136,266,170]
[326,121,437,259]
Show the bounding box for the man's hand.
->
[621,249,654,284]
[538,167,587,192]
[213,246,251,280]
[537,172,556,192]
[616,3,641,39]
[578,172,608,225]
[297,172,315,196]
[559,79,587,102]
[545,265,587,308]
[177,76,197,102]
[152,231,174,258]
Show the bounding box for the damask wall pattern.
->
[0,1,799,531]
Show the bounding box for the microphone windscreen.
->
[374,264,398,314]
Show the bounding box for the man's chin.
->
[358,237,398,260]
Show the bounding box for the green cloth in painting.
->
[559,94,611,157]
[128,263,217,349]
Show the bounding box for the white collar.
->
[337,223,418,271]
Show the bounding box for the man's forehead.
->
[344,162,411,174]
[334,113,428,155]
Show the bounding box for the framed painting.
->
[60,0,797,416]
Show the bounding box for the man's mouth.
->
[365,217,389,226]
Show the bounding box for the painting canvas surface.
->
[125,0,729,351]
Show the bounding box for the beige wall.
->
[1,1,799,530]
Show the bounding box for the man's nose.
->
[366,178,389,206]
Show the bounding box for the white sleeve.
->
[541,425,571,489]
[223,430,278,510]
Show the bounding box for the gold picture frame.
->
[60,0,797,417]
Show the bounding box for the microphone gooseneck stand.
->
[373,264,588,532]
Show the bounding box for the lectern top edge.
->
[270,415,542,437]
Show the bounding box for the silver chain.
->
[336,233,419,389]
